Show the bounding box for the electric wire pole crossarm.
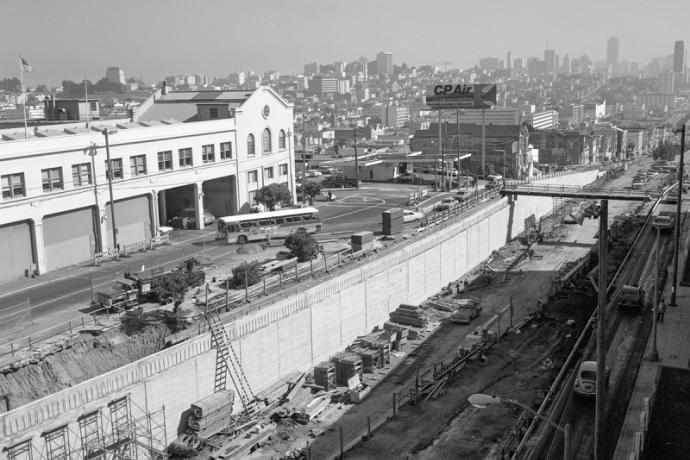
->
[468,393,571,460]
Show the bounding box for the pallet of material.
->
[313,361,336,390]
[333,352,363,386]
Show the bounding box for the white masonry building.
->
[0,86,295,281]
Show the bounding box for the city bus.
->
[216,207,322,244]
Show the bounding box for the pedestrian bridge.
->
[500,182,651,201]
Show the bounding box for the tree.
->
[653,140,678,161]
[302,181,321,198]
[255,183,292,211]
[284,229,320,262]
[231,261,262,288]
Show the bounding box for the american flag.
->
[20,56,32,73]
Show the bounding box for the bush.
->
[232,260,262,288]
[284,229,320,262]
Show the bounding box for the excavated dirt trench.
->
[0,324,171,412]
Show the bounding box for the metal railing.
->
[93,234,170,265]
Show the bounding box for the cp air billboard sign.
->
[426,83,497,109]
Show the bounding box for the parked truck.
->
[95,278,140,311]
[449,299,483,324]
[618,284,644,311]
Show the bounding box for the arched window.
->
[247,134,255,157]
[262,128,272,154]
[278,129,286,150]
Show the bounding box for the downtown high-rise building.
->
[674,40,686,73]
[105,66,125,85]
[376,52,393,75]
[607,36,619,71]
[544,47,556,74]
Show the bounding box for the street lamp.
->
[101,128,118,251]
[468,393,571,460]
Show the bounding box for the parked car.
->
[403,209,425,223]
[169,208,215,229]
[574,360,609,397]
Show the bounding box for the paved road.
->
[0,183,430,346]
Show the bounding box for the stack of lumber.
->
[426,299,457,312]
[389,304,428,328]
[186,390,235,437]
[333,352,363,386]
[313,361,335,389]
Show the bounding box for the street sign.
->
[425,83,497,109]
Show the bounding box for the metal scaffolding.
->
[4,395,167,460]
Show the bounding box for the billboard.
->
[426,83,497,109]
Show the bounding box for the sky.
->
[2,0,689,86]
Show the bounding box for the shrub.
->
[232,260,262,288]
[284,228,320,262]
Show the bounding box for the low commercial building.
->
[410,123,530,179]
[0,86,295,281]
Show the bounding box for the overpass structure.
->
[499,180,658,460]
[500,182,652,201]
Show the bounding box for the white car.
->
[573,361,609,397]
[403,209,425,223]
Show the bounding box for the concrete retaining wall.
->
[0,170,600,451]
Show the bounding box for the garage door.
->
[106,195,151,247]
[0,221,33,281]
[43,208,97,271]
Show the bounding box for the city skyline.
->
[2,0,689,85]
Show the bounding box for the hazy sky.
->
[2,0,688,86]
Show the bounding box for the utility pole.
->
[595,200,608,460]
[103,129,118,251]
[353,126,360,189]
[671,123,685,306]
[86,143,102,252]
[481,108,486,178]
[301,117,307,203]
[438,111,443,190]
[456,108,461,186]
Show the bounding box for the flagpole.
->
[84,78,90,130]
[19,59,28,140]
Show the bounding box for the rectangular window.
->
[157,151,173,171]
[279,163,288,175]
[202,144,215,163]
[130,155,147,176]
[41,167,63,192]
[1,173,26,199]
[264,166,274,180]
[247,170,258,183]
[209,107,218,119]
[106,158,123,180]
[72,163,92,186]
[220,141,232,160]
[178,148,193,167]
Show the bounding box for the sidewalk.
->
[613,207,690,459]
[0,228,213,301]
